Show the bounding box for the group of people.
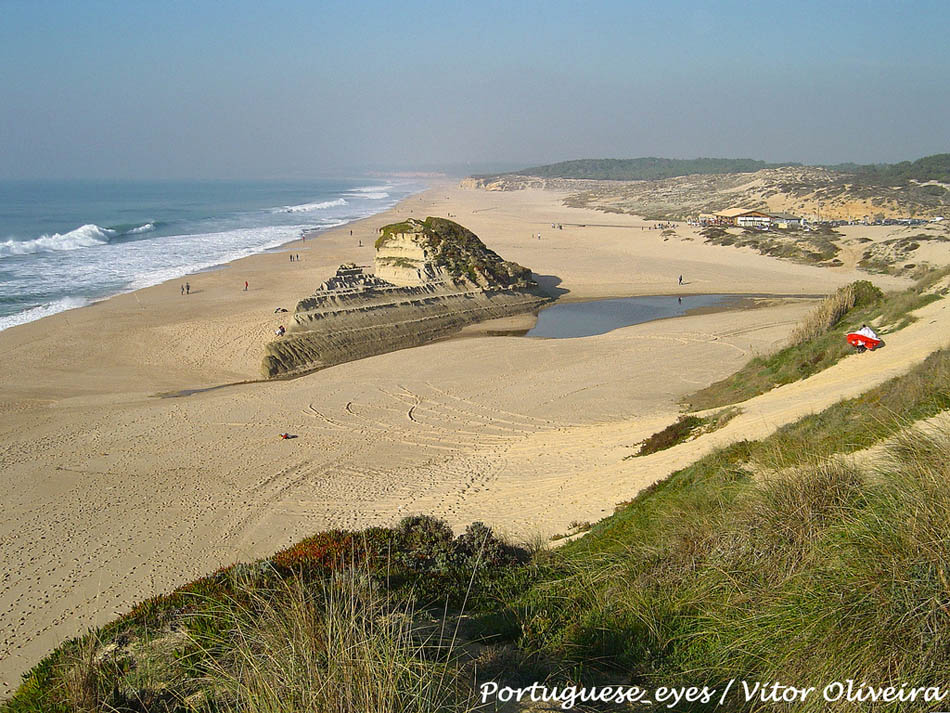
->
[180,282,191,295]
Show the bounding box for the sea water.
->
[0,178,425,331]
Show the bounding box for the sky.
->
[1,0,948,179]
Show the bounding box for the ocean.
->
[0,178,425,331]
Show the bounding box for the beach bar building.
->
[714,208,772,227]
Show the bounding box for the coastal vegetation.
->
[700,224,844,265]
[628,407,740,458]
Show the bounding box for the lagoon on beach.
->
[526,294,743,338]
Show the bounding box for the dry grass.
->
[787,283,855,346]
[204,571,479,713]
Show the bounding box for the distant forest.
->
[493,154,950,184]
[825,154,950,185]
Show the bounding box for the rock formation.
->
[261,218,549,377]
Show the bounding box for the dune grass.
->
[685,273,947,411]
[629,408,740,458]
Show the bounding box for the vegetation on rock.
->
[376,217,535,289]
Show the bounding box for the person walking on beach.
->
[185,282,190,295]
[678,275,683,285]
[244,281,248,291]
[181,285,184,295]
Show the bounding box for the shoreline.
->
[0,182,915,693]
[0,184,431,337]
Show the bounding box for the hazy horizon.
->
[2,0,948,180]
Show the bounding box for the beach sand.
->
[0,182,926,692]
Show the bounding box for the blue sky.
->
[1,0,947,178]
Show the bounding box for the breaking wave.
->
[0,224,115,257]
[126,222,156,234]
[350,185,393,193]
[346,191,389,200]
[0,221,161,258]
[276,198,348,213]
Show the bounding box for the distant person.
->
[678,275,683,285]
[349,230,353,236]
[185,282,190,295]
[359,239,362,247]
[290,254,293,262]
[180,285,184,295]
[296,254,299,261]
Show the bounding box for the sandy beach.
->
[0,182,926,692]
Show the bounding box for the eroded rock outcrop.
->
[261,219,548,377]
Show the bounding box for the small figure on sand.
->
[180,285,184,295]
[275,325,285,337]
[359,239,362,247]
[678,275,683,285]
[296,254,299,261]
[185,282,190,295]
[244,281,248,291]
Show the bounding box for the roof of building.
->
[769,212,802,220]
[716,208,770,218]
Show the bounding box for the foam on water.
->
[276,198,347,213]
[0,296,92,331]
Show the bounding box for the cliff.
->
[261,219,548,378]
